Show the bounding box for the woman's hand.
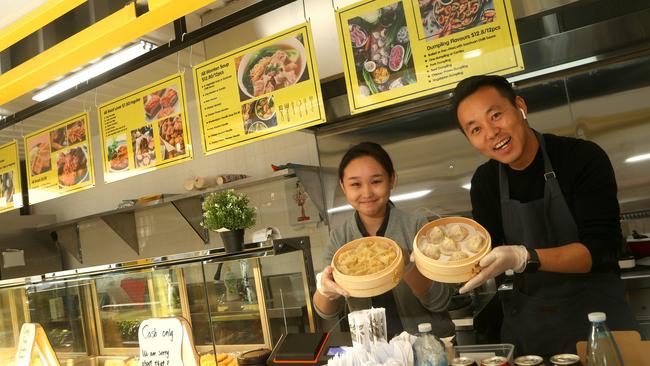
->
[317,266,349,300]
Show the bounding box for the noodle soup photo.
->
[235,35,310,102]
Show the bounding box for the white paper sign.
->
[15,323,36,366]
[138,318,184,366]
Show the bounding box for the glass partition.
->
[93,268,183,352]
[26,279,91,354]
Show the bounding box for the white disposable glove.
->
[459,245,529,294]
[316,265,349,300]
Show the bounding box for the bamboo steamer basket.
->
[413,217,491,283]
[332,236,404,298]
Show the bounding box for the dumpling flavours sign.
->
[337,0,524,114]
[24,112,95,204]
[0,141,23,212]
[98,74,193,183]
[193,22,326,154]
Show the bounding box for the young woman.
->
[313,142,455,337]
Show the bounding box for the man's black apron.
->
[498,132,638,358]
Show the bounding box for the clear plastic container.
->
[585,312,624,366]
[414,323,448,366]
[452,343,515,365]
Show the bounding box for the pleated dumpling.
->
[467,233,484,253]
[450,251,469,261]
[440,236,460,255]
[420,243,441,260]
[426,226,445,244]
[447,224,468,242]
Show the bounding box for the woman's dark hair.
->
[338,142,395,181]
[451,75,518,132]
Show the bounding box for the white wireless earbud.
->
[519,108,527,119]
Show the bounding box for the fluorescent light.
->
[625,153,650,163]
[391,189,432,202]
[32,40,156,102]
[327,189,433,214]
[328,204,353,214]
[462,183,471,190]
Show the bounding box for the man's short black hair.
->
[451,75,518,133]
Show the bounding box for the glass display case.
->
[0,237,316,364]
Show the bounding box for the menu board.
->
[337,0,524,114]
[24,112,95,204]
[193,22,325,154]
[0,141,22,213]
[98,74,193,183]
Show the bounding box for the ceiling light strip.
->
[0,0,86,53]
[0,0,217,107]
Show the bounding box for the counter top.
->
[621,264,650,280]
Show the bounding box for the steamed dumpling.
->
[450,251,469,261]
[467,233,484,253]
[420,243,441,260]
[447,224,468,242]
[426,226,445,244]
[440,236,460,255]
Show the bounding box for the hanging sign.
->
[0,140,23,213]
[24,112,95,204]
[98,73,193,183]
[336,0,524,114]
[193,22,325,154]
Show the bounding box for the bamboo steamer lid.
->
[332,236,404,298]
[413,217,491,283]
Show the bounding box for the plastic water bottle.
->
[585,312,624,366]
[414,323,448,366]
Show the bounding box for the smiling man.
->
[452,75,638,357]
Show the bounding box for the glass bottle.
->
[585,312,624,366]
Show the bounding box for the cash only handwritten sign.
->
[138,318,184,366]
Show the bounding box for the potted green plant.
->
[202,189,256,252]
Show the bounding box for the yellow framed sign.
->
[98,73,193,183]
[193,22,326,154]
[337,0,524,114]
[24,112,95,204]
[0,140,23,212]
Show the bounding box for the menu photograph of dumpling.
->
[24,113,95,204]
[98,73,193,183]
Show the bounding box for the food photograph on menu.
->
[28,135,52,176]
[106,134,129,172]
[348,1,417,96]
[158,115,187,160]
[236,35,310,102]
[1,172,14,205]
[131,125,156,168]
[56,145,90,187]
[49,126,67,152]
[66,118,87,145]
[419,0,496,39]
[143,85,180,121]
[241,96,277,134]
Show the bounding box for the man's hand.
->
[316,266,349,300]
[459,245,528,294]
